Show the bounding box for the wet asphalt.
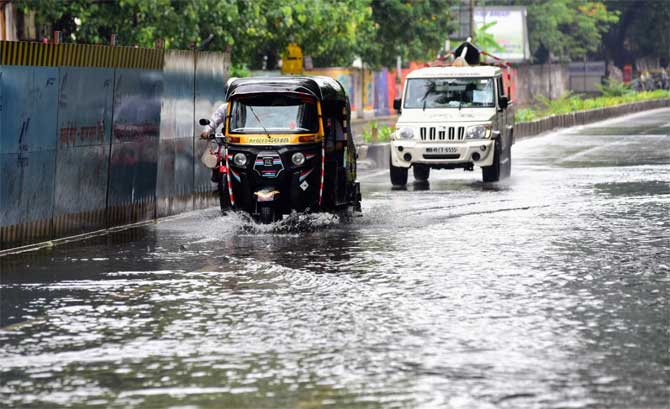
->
[0,108,669,409]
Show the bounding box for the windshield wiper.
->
[248,105,272,139]
[420,83,437,111]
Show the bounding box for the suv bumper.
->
[391,139,495,168]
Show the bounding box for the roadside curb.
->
[357,143,390,170]
[351,114,398,125]
[515,99,670,140]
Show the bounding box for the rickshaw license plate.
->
[426,147,458,153]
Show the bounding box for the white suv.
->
[391,65,514,184]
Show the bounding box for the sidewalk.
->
[350,115,397,171]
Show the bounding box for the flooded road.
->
[1,108,669,409]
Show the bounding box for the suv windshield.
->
[229,95,319,134]
[404,78,495,109]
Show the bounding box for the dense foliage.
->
[361,122,393,143]
[358,0,455,67]
[601,0,670,66]
[14,0,455,69]
[16,0,662,68]
[494,0,619,62]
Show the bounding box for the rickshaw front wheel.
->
[259,206,275,224]
[217,178,230,213]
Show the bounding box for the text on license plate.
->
[425,147,458,153]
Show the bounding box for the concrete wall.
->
[511,63,570,107]
[306,63,571,116]
[0,41,229,250]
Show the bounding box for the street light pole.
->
[469,0,475,40]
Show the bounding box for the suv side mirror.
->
[393,98,402,113]
[199,118,211,126]
[499,96,509,109]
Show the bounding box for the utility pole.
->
[469,0,475,40]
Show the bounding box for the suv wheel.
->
[390,155,408,186]
[482,140,501,182]
[413,165,430,182]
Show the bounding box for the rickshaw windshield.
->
[229,95,319,134]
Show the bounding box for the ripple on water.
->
[2,119,670,408]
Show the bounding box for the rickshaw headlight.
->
[291,152,306,166]
[465,124,491,139]
[397,127,414,140]
[233,153,247,166]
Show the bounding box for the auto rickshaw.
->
[200,76,361,224]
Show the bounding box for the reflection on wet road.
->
[1,109,669,409]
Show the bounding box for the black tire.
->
[390,155,408,186]
[259,206,274,224]
[413,165,430,182]
[504,142,512,178]
[353,182,362,213]
[482,140,501,182]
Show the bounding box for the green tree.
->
[474,20,504,53]
[602,0,670,66]
[234,0,372,68]
[13,0,459,69]
[358,0,457,68]
[14,0,372,68]
[493,0,619,62]
[526,0,618,62]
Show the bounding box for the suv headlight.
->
[396,127,414,140]
[465,124,492,139]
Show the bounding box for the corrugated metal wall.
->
[193,51,229,209]
[53,67,113,238]
[0,41,228,250]
[107,68,162,226]
[156,50,196,218]
[0,65,58,248]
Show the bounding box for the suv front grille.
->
[419,126,465,141]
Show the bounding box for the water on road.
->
[1,109,669,409]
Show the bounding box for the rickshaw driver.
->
[199,102,228,186]
[200,102,228,139]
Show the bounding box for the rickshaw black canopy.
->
[226,76,348,103]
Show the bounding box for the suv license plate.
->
[426,147,457,153]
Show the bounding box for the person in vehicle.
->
[200,102,227,139]
[199,102,228,186]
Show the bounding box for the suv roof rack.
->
[429,40,511,69]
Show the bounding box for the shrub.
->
[515,90,670,123]
[361,122,393,143]
[515,108,537,122]
[596,79,633,97]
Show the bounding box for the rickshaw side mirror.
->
[199,118,211,126]
[393,98,402,113]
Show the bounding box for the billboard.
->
[474,6,530,62]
